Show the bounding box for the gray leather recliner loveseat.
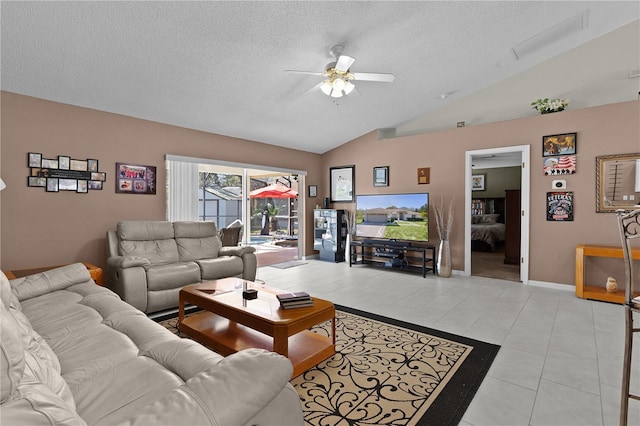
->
[106,221,257,314]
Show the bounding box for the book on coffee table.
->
[277,291,314,309]
[276,292,311,302]
[280,299,314,309]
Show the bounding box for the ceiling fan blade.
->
[334,55,355,72]
[285,70,324,76]
[301,81,323,95]
[352,72,395,82]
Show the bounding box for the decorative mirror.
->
[595,153,640,212]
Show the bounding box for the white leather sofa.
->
[106,221,257,314]
[0,263,304,425]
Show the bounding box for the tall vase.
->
[437,238,452,278]
[345,233,351,262]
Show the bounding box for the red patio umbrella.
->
[249,183,298,198]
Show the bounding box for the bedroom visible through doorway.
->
[465,146,530,283]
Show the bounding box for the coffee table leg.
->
[273,328,289,357]
[178,297,185,323]
[332,316,336,345]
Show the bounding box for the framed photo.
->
[87,159,99,172]
[543,155,576,175]
[77,180,88,193]
[472,174,486,191]
[308,185,317,197]
[46,178,59,192]
[116,162,157,194]
[88,180,103,190]
[547,191,574,221]
[330,165,355,203]
[417,167,430,184]
[373,166,389,187]
[70,159,88,171]
[58,156,71,170]
[28,176,46,187]
[91,172,106,181]
[59,178,78,191]
[28,152,42,168]
[41,158,59,169]
[542,132,577,157]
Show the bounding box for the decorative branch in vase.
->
[344,208,356,251]
[433,196,454,278]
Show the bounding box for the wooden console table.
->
[5,262,103,286]
[349,240,437,278]
[575,244,640,304]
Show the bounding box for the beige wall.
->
[320,100,639,285]
[472,166,522,198]
[1,91,638,287]
[0,92,322,270]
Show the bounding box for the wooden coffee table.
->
[178,278,335,378]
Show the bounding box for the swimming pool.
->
[250,236,274,245]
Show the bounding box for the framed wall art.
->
[547,191,574,221]
[373,166,389,187]
[472,174,486,191]
[308,185,317,197]
[543,155,576,175]
[330,165,355,202]
[417,167,430,184]
[542,132,577,157]
[116,162,157,194]
[27,152,106,193]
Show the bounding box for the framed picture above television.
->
[330,165,355,202]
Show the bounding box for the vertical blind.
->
[167,158,199,221]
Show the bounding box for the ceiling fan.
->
[286,45,395,98]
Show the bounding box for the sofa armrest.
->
[104,258,150,312]
[107,256,151,269]
[218,246,256,257]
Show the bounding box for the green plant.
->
[531,98,569,114]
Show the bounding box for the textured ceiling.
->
[1,1,639,155]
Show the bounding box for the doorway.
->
[464,146,530,283]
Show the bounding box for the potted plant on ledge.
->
[531,98,569,114]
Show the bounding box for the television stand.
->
[348,239,437,278]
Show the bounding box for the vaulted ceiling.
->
[1,1,638,154]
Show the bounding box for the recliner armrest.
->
[107,256,151,269]
[218,246,256,257]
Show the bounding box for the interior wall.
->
[0,92,322,270]
[2,91,638,287]
[472,166,521,198]
[321,100,640,286]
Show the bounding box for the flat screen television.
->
[355,193,429,242]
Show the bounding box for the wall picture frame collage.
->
[27,152,106,193]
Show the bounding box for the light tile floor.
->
[256,259,640,426]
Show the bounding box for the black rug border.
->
[334,304,500,426]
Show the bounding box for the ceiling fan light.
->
[332,78,346,91]
[320,80,333,96]
[343,81,355,95]
[330,89,343,98]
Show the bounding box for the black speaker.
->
[323,197,330,209]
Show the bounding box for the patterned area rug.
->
[159,305,499,426]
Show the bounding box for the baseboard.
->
[527,280,574,292]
